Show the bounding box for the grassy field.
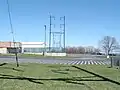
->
[0,63,120,90]
[0,54,108,61]
[0,53,68,59]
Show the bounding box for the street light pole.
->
[44,25,47,55]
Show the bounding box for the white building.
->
[0,41,66,56]
[0,42,22,54]
[21,42,46,54]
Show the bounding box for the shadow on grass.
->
[51,70,68,74]
[72,65,120,85]
[48,65,71,68]
[65,80,94,90]
[1,64,119,89]
[52,68,82,72]
[0,63,23,72]
[0,67,24,72]
[0,74,44,84]
[0,63,7,66]
[0,73,105,88]
[19,64,29,67]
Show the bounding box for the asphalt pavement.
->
[0,56,110,65]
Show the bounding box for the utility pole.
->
[59,34,62,50]
[110,56,113,68]
[52,33,55,52]
[60,16,66,52]
[49,15,51,52]
[44,25,46,55]
[63,16,65,52]
[7,0,19,67]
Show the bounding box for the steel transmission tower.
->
[49,14,66,52]
[60,16,66,52]
[49,15,55,52]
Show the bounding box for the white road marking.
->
[39,60,111,65]
[80,61,84,64]
[94,61,98,65]
[100,61,105,65]
[71,61,78,65]
[88,61,90,64]
[96,61,102,65]
[84,61,87,64]
[69,61,75,65]
[91,61,94,65]
[76,61,80,65]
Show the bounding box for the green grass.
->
[0,54,15,56]
[0,53,69,59]
[19,54,66,58]
[0,63,120,90]
[18,54,45,57]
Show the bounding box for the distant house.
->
[0,41,21,54]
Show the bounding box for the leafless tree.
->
[77,46,85,54]
[66,46,89,54]
[100,36,119,55]
[94,48,100,54]
[84,46,96,54]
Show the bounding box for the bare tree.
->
[84,46,96,54]
[66,46,100,54]
[100,36,119,55]
[77,46,85,54]
[94,48,101,54]
[66,46,86,54]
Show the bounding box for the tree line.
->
[66,36,120,55]
[66,46,100,54]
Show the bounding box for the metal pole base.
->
[15,53,19,67]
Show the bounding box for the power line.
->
[6,0,15,42]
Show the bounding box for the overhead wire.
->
[6,0,15,43]
[6,0,19,67]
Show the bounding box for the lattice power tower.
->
[49,15,65,53]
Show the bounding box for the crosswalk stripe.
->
[76,61,80,65]
[71,61,78,65]
[75,61,79,65]
[100,61,105,65]
[69,61,74,65]
[39,60,111,65]
[84,61,87,64]
[94,61,98,65]
[80,61,84,64]
[88,61,90,64]
[96,61,102,65]
[91,61,94,65]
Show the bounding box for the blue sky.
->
[0,0,120,47]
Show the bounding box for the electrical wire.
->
[6,0,15,43]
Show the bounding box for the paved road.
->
[39,60,110,65]
[0,56,110,65]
